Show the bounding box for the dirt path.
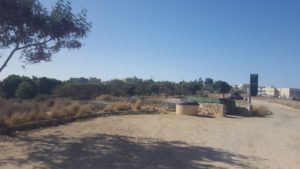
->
[1,100,300,169]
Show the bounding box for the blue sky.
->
[1,0,300,88]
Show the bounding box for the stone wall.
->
[198,103,227,117]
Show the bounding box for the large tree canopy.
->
[213,81,231,96]
[0,0,91,72]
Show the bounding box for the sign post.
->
[248,88,252,113]
[249,74,258,113]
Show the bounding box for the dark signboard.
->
[250,74,258,96]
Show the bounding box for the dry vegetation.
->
[0,98,102,127]
[270,99,300,110]
[234,100,273,117]
[254,97,300,110]
[0,96,176,127]
[252,105,272,117]
[102,102,132,113]
[96,95,127,102]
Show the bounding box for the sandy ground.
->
[1,100,300,169]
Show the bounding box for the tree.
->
[0,0,91,72]
[213,81,231,97]
[37,77,62,95]
[204,78,214,91]
[54,84,101,99]
[0,74,22,98]
[16,80,38,99]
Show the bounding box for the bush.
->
[103,102,132,112]
[252,105,272,117]
[96,95,114,101]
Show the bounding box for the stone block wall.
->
[198,103,227,117]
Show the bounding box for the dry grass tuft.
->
[77,104,93,115]
[49,102,93,118]
[103,102,132,112]
[252,105,272,117]
[4,112,49,126]
[132,100,143,111]
[96,95,115,101]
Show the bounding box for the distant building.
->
[264,86,279,97]
[89,77,101,84]
[236,83,250,93]
[257,86,266,96]
[278,88,300,99]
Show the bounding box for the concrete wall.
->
[198,103,227,117]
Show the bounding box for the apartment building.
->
[278,88,300,99]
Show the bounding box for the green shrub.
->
[0,75,22,98]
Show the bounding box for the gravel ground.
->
[0,100,300,169]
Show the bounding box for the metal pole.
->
[248,83,252,113]
[248,89,252,112]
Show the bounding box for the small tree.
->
[0,0,91,72]
[204,78,214,91]
[16,80,38,99]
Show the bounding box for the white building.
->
[264,86,279,97]
[235,83,300,99]
[278,88,300,99]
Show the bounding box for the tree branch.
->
[0,46,19,73]
[0,38,53,73]
[17,38,52,50]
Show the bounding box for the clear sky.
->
[0,0,299,88]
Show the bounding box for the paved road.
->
[0,100,300,169]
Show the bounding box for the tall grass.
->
[0,96,174,127]
[0,98,102,127]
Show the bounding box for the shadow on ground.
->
[0,133,261,169]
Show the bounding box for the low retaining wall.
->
[198,103,227,117]
[176,104,198,115]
